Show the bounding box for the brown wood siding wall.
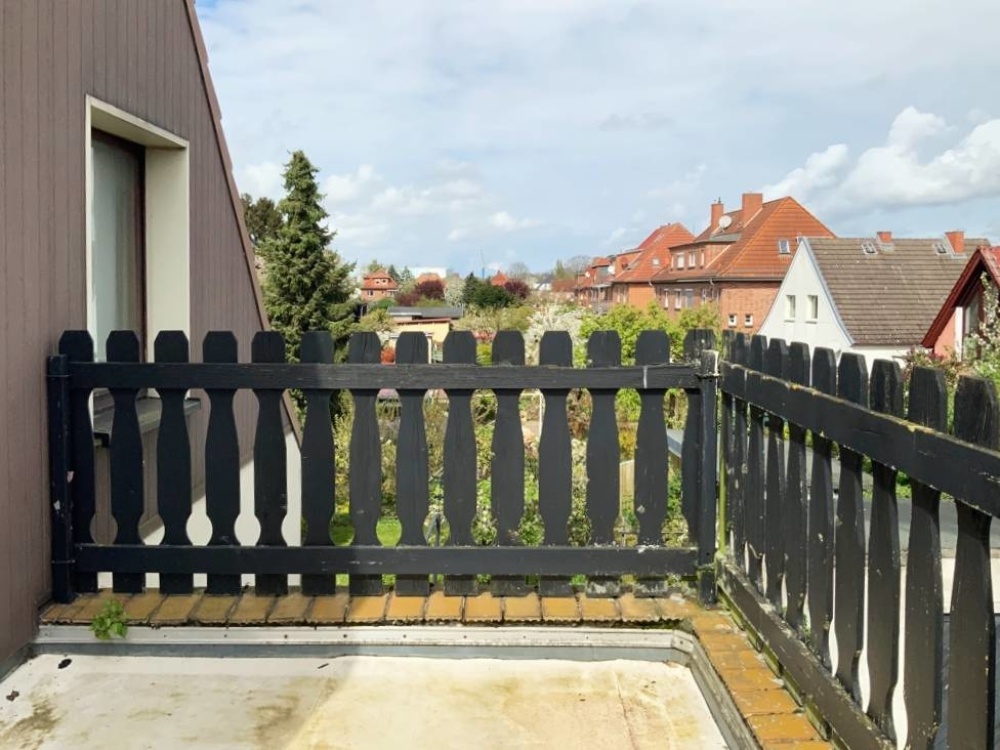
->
[0,0,269,666]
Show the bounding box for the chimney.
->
[946,230,965,254]
[710,200,725,229]
[741,192,763,220]
[876,230,892,244]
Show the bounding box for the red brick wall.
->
[719,283,782,334]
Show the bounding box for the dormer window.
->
[778,239,791,254]
[676,254,685,269]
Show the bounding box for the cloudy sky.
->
[197,0,1000,275]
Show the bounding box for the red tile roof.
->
[922,244,1000,347]
[613,223,695,284]
[490,271,509,287]
[361,269,398,291]
[652,197,833,283]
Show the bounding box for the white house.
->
[759,233,976,371]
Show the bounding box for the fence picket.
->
[106,331,144,594]
[491,331,529,596]
[903,366,946,750]
[764,339,788,608]
[300,331,336,597]
[746,335,767,591]
[203,332,242,595]
[807,347,836,667]
[59,331,98,594]
[348,332,383,596]
[947,376,997,750]
[834,352,868,702]
[394,332,431,597]
[586,331,621,597]
[251,332,289,596]
[635,330,671,596]
[730,334,748,576]
[784,341,809,631]
[538,331,574,597]
[865,359,904,738]
[443,331,478,596]
[154,332,193,595]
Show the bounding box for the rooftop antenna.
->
[480,249,486,279]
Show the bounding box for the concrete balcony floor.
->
[0,591,831,749]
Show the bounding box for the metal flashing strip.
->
[34,625,754,748]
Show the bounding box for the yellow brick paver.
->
[424,591,463,622]
[306,594,349,624]
[749,714,823,743]
[578,595,620,622]
[149,594,202,625]
[345,595,388,623]
[617,593,659,623]
[463,593,503,623]
[123,592,166,624]
[502,593,541,622]
[733,689,799,717]
[69,590,124,623]
[267,593,314,624]
[540,596,580,623]
[191,595,237,625]
[385,594,426,623]
[228,594,276,624]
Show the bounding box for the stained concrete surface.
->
[0,654,727,749]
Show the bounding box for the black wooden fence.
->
[47,327,719,604]
[719,333,998,750]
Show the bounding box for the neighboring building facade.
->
[610,223,694,307]
[759,233,976,369]
[0,1,292,670]
[361,268,399,301]
[652,193,834,332]
[923,242,1000,358]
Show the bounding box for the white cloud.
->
[239,161,284,199]
[761,144,849,200]
[201,0,1000,270]
[447,228,470,242]
[324,164,379,204]
[490,211,541,231]
[765,107,1000,214]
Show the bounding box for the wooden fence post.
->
[47,353,74,604]
[697,344,719,604]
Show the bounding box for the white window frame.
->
[785,294,796,320]
[807,294,819,322]
[744,313,753,327]
[86,96,190,360]
[728,313,736,328]
[676,254,685,269]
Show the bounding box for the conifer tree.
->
[259,151,355,369]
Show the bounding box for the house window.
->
[728,313,736,327]
[699,251,705,267]
[744,313,753,327]
[91,132,145,358]
[688,251,695,266]
[686,289,694,308]
[87,97,190,361]
[674,291,682,310]
[778,239,791,254]
[785,294,796,320]
[676,254,685,269]
[807,295,818,321]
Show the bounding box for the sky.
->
[196,0,1000,276]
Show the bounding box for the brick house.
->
[361,269,399,301]
[922,240,998,359]
[651,193,834,332]
[610,223,694,307]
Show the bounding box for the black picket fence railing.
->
[47,327,719,605]
[719,332,998,750]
